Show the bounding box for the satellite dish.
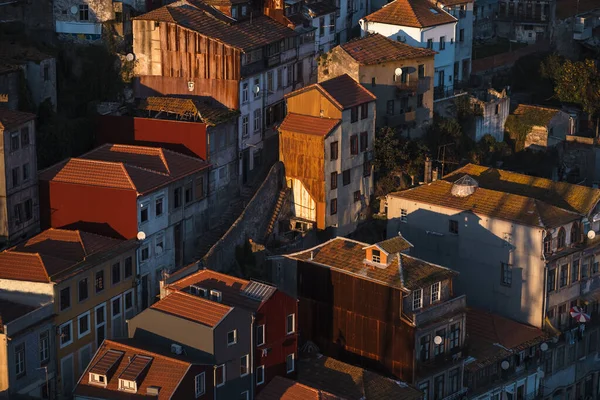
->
[433,336,443,345]
[253,85,260,94]
[394,67,403,76]
[126,53,135,62]
[501,360,510,370]
[540,342,548,352]
[70,5,78,14]
[588,230,596,240]
[137,231,146,241]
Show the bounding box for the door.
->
[242,149,249,184]
[141,274,149,310]
[60,354,74,396]
[174,222,182,267]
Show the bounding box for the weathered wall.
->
[54,0,115,23]
[471,90,510,142]
[524,126,549,150]
[0,70,20,111]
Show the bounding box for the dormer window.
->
[544,231,552,254]
[210,290,222,302]
[557,228,566,250]
[89,373,107,387]
[571,222,580,245]
[413,288,423,310]
[119,379,137,392]
[190,285,207,297]
[372,250,381,263]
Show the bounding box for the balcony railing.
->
[395,81,418,96]
[384,110,416,127]
[434,85,467,101]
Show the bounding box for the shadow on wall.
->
[59,221,125,240]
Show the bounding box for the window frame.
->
[286,353,295,373]
[256,324,266,346]
[195,372,206,397]
[501,262,512,287]
[256,365,265,385]
[330,141,339,160]
[227,329,237,346]
[215,364,226,388]
[449,219,459,234]
[359,131,368,152]
[240,354,249,377]
[330,171,338,190]
[60,286,71,311]
[413,288,423,310]
[112,262,121,286]
[95,270,105,293]
[78,311,91,339]
[350,135,359,155]
[39,330,50,364]
[286,314,295,335]
[431,282,441,303]
[59,320,73,349]
[330,198,337,215]
[342,169,351,186]
[15,342,26,378]
[78,278,89,302]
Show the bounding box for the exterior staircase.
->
[264,188,289,241]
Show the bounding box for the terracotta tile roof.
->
[0,108,35,130]
[298,356,422,400]
[341,33,436,64]
[390,178,581,228]
[74,340,193,400]
[367,235,413,254]
[465,308,548,372]
[319,74,377,109]
[0,229,125,283]
[39,144,209,195]
[287,237,456,291]
[135,1,297,51]
[168,269,276,313]
[444,164,600,215]
[279,113,340,136]
[138,97,238,126]
[151,291,233,327]
[363,0,457,27]
[257,376,340,400]
[0,299,37,328]
[510,104,562,127]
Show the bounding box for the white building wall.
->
[0,280,54,306]
[443,2,473,82]
[289,178,317,222]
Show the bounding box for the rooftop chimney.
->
[424,157,433,184]
[310,251,314,260]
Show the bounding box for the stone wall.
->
[524,126,549,150]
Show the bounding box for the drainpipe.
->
[213,365,217,400]
[541,230,548,330]
[250,314,255,400]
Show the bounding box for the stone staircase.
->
[264,188,289,241]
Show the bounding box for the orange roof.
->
[279,114,340,136]
[74,340,194,400]
[257,376,341,400]
[151,291,233,327]
[341,33,436,64]
[39,144,210,195]
[0,108,35,130]
[0,229,127,283]
[289,74,376,110]
[364,0,457,27]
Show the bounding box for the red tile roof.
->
[279,114,340,136]
[0,229,127,283]
[151,291,233,327]
[364,0,457,28]
[257,376,340,400]
[0,108,35,130]
[341,33,436,64]
[74,340,194,400]
[319,74,377,109]
[39,144,209,195]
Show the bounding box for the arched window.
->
[557,228,566,249]
[571,222,580,245]
[544,231,552,254]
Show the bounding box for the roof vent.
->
[451,175,478,197]
[147,386,160,396]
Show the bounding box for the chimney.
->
[310,251,314,260]
[424,157,433,184]
[432,168,439,182]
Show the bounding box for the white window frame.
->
[253,108,261,133]
[400,209,408,223]
[216,364,226,388]
[241,391,250,400]
[256,324,265,346]
[242,114,249,137]
[242,82,249,103]
[240,354,249,377]
[15,341,25,376]
[39,330,50,363]
[59,320,73,348]
[78,343,93,375]
[119,378,137,392]
[77,311,91,339]
[89,373,106,386]
[413,289,423,310]
[124,288,135,318]
[111,295,122,319]
[256,365,265,385]
[210,289,222,302]
[286,313,295,335]
[140,202,149,223]
[431,282,441,303]
[372,249,381,263]
[195,372,205,397]
[227,329,237,346]
[286,353,295,373]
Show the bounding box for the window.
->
[417,65,426,80]
[459,29,464,42]
[363,161,371,177]
[174,187,182,208]
[330,172,338,190]
[12,167,19,188]
[242,115,249,137]
[112,297,121,319]
[286,353,295,373]
[242,82,249,103]
[39,331,49,364]
[95,270,104,293]
[372,249,381,263]
[319,17,325,36]
[361,104,368,120]
[557,228,566,249]
[216,364,225,387]
[59,321,73,348]
[227,330,237,346]
[267,71,274,92]
[43,65,49,81]
[277,68,282,89]
[193,372,205,397]
[124,290,134,314]
[419,382,430,400]
[185,182,193,204]
[253,108,261,134]
[141,245,149,261]
[10,132,19,151]
[420,335,430,361]
[434,328,445,356]
[413,288,423,310]
[547,268,556,293]
[15,342,25,378]
[371,77,376,87]
[124,257,133,279]
[449,219,458,234]
[359,131,368,152]
[330,198,337,215]
[286,314,295,334]
[22,163,30,182]
[79,278,88,302]
[210,290,222,302]
[431,282,441,303]
[78,312,90,339]
[386,100,394,115]
[417,94,424,108]
[253,78,260,98]
[330,141,339,160]
[240,354,249,376]
[439,36,446,50]
[544,232,552,253]
[241,391,250,400]
[329,14,335,33]
[495,104,499,115]
[13,203,22,225]
[449,368,460,394]
[449,323,460,349]
[60,287,71,311]
[571,222,580,244]
[353,191,361,203]
[427,38,433,49]
[501,263,512,286]
[559,264,568,287]
[571,261,580,284]
[256,324,265,346]
[343,169,351,186]
[555,346,565,369]
[79,4,89,20]
[254,365,265,385]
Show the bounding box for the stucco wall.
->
[471,90,510,142]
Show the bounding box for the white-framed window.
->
[195,372,205,397]
[15,342,25,377]
[267,71,274,92]
[140,243,150,261]
[372,249,381,263]
[242,114,249,137]
[286,353,295,373]
[94,303,107,349]
[413,289,423,310]
[89,373,106,386]
[111,296,122,319]
[431,282,441,303]
[124,289,135,319]
[401,209,408,223]
[253,108,261,133]
[253,78,260,99]
[119,379,136,392]
[216,364,226,387]
[140,202,149,223]
[256,365,265,385]
[286,314,295,335]
[39,330,50,364]
[256,324,265,346]
[241,391,250,400]
[155,196,164,217]
[77,311,91,339]
[227,329,237,346]
[242,82,249,103]
[59,320,73,348]
[79,4,89,21]
[240,354,249,376]
[210,290,222,302]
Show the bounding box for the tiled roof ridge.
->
[188,268,250,286]
[101,339,192,366]
[34,253,50,282]
[157,148,170,174]
[50,157,139,191]
[286,112,340,121]
[286,236,369,257]
[0,251,51,282]
[160,146,210,165]
[342,32,437,60]
[162,290,233,312]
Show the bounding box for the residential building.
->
[132,1,312,184]
[318,33,435,136]
[257,376,342,399]
[38,144,210,309]
[73,339,215,399]
[558,134,600,187]
[572,9,600,43]
[496,0,554,43]
[360,0,459,100]
[0,299,55,399]
[464,308,548,399]
[275,236,468,399]
[129,269,298,397]
[473,0,498,40]
[468,87,509,142]
[0,65,20,111]
[279,74,376,235]
[506,104,573,151]
[305,2,339,55]
[0,228,139,398]
[0,108,40,248]
[0,0,53,31]
[333,0,369,44]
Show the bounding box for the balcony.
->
[434,85,467,101]
[418,76,432,93]
[384,110,416,128]
[395,81,418,96]
[410,294,467,326]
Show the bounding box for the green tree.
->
[373,126,401,173]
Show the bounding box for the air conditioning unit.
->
[171,344,183,355]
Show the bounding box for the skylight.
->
[429,8,439,14]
